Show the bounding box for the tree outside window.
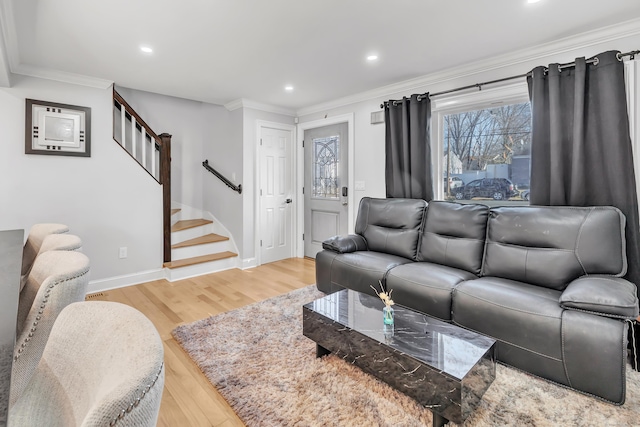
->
[443,102,532,206]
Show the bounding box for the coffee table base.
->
[316,344,449,427]
[432,412,449,427]
[316,344,331,358]
[317,343,452,427]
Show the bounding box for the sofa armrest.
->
[322,235,368,254]
[560,276,639,319]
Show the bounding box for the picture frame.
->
[25,99,91,157]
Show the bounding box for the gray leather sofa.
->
[316,197,639,404]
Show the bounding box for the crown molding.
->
[224,98,296,116]
[224,98,243,111]
[12,63,113,89]
[296,17,640,117]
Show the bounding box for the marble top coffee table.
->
[303,289,496,427]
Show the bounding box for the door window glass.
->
[312,136,339,199]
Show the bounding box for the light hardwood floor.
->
[88,257,316,427]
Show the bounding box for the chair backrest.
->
[11,251,90,405]
[20,234,83,291]
[9,301,165,427]
[21,223,69,277]
[354,197,427,260]
[38,234,83,254]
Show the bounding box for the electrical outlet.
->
[119,247,128,259]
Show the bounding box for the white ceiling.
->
[2,0,640,112]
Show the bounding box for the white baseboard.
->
[241,257,258,269]
[87,268,167,294]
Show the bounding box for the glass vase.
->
[383,305,394,325]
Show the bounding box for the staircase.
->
[112,88,238,281]
[164,205,238,281]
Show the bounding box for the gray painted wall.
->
[202,105,244,256]
[0,76,162,281]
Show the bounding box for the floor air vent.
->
[85,292,105,299]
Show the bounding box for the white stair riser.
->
[171,204,204,221]
[171,240,232,260]
[166,257,238,282]
[171,224,214,243]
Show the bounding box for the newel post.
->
[159,133,172,264]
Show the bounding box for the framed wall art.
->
[25,99,91,157]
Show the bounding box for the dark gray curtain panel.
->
[527,50,640,286]
[384,94,433,200]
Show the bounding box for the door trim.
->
[296,113,355,258]
[255,120,297,266]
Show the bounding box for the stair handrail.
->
[112,87,172,263]
[202,160,242,194]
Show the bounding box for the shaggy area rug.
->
[172,285,640,426]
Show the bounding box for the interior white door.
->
[304,123,349,258]
[259,126,294,264]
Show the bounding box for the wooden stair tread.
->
[171,208,181,215]
[171,219,212,232]
[163,251,237,269]
[172,233,229,249]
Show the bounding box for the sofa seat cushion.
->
[453,277,564,362]
[386,262,477,320]
[319,250,412,296]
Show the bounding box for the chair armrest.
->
[560,276,639,319]
[322,235,368,253]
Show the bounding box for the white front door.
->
[304,123,349,258]
[259,125,294,264]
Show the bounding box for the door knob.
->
[285,198,292,204]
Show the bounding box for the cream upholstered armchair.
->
[9,301,165,427]
[37,233,83,254]
[20,223,69,286]
[19,233,83,291]
[11,250,90,405]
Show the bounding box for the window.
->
[312,135,340,199]
[440,100,531,206]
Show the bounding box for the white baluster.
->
[120,103,125,146]
[131,116,137,158]
[151,137,157,178]
[141,127,147,169]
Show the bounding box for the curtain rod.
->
[380,49,640,109]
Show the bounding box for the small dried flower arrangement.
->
[371,280,394,308]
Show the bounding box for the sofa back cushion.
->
[483,206,627,290]
[355,197,427,260]
[419,201,489,275]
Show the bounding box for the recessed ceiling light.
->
[527,0,540,3]
[285,85,294,92]
[367,55,378,61]
[140,46,153,53]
